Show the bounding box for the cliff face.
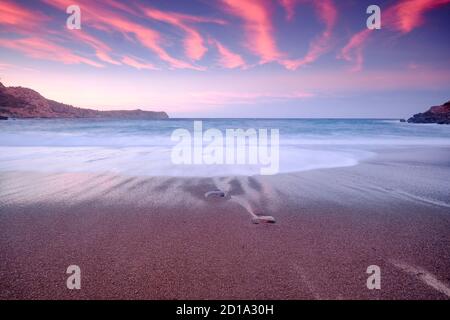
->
[0,82,169,120]
[408,101,450,124]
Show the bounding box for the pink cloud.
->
[140,7,208,61]
[339,0,450,71]
[211,40,246,69]
[135,3,227,61]
[0,63,15,71]
[0,37,103,67]
[0,1,106,68]
[42,0,202,70]
[0,0,49,32]
[102,0,227,64]
[314,0,338,34]
[188,90,314,105]
[71,31,122,66]
[281,0,338,70]
[338,29,371,72]
[384,0,450,33]
[222,0,338,70]
[221,0,283,63]
[121,56,157,70]
[279,0,297,21]
[1,1,128,69]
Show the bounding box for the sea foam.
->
[0,119,448,177]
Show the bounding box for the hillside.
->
[0,82,169,120]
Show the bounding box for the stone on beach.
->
[252,215,276,224]
[204,190,226,199]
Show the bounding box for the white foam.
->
[0,145,372,177]
[0,119,448,177]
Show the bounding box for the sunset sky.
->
[0,0,449,118]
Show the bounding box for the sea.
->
[0,119,449,177]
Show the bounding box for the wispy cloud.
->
[0,37,104,67]
[71,31,122,66]
[188,90,314,106]
[279,0,297,21]
[338,29,371,72]
[222,0,338,70]
[385,0,450,33]
[0,0,49,32]
[0,0,116,68]
[220,0,283,64]
[281,0,338,70]
[42,0,204,70]
[1,0,449,75]
[138,4,226,62]
[211,39,246,69]
[121,55,157,70]
[339,0,450,71]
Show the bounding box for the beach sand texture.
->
[0,147,449,300]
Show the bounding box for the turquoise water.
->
[0,119,449,176]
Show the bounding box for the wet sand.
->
[0,146,450,300]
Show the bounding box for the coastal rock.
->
[407,101,450,124]
[0,115,8,120]
[0,82,169,120]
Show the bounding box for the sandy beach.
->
[0,146,449,300]
[2,0,450,303]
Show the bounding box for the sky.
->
[0,0,449,118]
